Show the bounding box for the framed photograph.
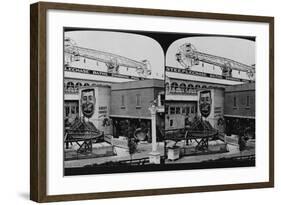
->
[30,2,274,202]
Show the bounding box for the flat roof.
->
[225,82,255,92]
[111,79,164,91]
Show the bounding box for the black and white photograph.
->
[63,29,257,175]
[28,2,274,202]
[164,36,256,169]
[63,29,166,175]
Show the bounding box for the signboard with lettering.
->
[214,107,223,118]
[165,66,253,83]
[98,106,108,116]
[65,66,146,81]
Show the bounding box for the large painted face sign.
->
[81,89,96,118]
[199,90,212,118]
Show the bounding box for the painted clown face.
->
[199,90,212,118]
[81,89,95,118]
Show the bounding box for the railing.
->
[64,88,79,94]
[233,154,255,161]
[166,89,198,95]
[165,128,187,141]
[83,156,166,168]
[118,157,150,166]
[64,83,111,94]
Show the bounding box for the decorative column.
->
[148,102,161,164]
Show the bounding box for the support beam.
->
[148,103,161,164]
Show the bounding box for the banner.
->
[65,66,146,81]
[166,66,253,83]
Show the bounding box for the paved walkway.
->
[65,135,255,168]
[165,142,255,164]
[64,142,164,168]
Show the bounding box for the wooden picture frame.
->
[30,1,274,202]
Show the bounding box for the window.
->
[182,107,186,114]
[76,106,79,114]
[160,94,165,106]
[234,96,237,107]
[179,83,186,92]
[84,83,90,87]
[165,105,169,114]
[66,82,74,89]
[195,84,201,89]
[65,106,70,117]
[187,84,194,93]
[246,95,250,107]
[170,120,174,127]
[188,84,194,89]
[136,94,141,108]
[186,106,190,114]
[171,82,178,92]
[75,82,82,89]
[71,106,75,114]
[121,95,125,108]
[176,107,181,114]
[170,107,175,115]
[191,106,194,114]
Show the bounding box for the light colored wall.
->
[225,90,255,118]
[110,87,155,119]
[165,101,197,130]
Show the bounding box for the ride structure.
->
[64,37,152,78]
[64,117,104,153]
[175,43,255,80]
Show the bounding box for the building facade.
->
[164,63,255,134]
[110,79,165,141]
[165,101,197,130]
[224,83,255,136]
[64,77,165,141]
[165,73,227,131]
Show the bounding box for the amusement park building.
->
[224,83,255,135]
[164,65,255,134]
[111,79,164,119]
[110,79,165,140]
[64,76,165,139]
[224,83,255,119]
